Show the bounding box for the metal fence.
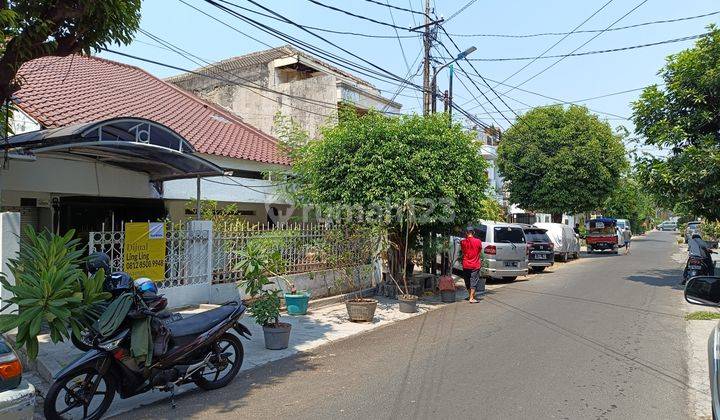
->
[88,222,210,288]
[212,222,375,284]
[89,222,375,288]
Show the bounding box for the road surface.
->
[124,231,694,419]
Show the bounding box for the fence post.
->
[187,220,213,304]
[0,212,20,315]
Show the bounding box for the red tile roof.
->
[13,55,290,165]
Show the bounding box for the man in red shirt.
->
[460,227,483,303]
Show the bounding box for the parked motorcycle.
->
[44,274,251,420]
[71,253,174,352]
[682,252,716,285]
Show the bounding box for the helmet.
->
[134,277,158,294]
[108,272,133,296]
[87,252,111,276]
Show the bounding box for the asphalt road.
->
[124,231,693,420]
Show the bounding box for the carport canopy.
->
[6,117,223,181]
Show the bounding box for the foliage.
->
[0,1,141,105]
[480,196,505,221]
[685,311,720,321]
[236,240,284,327]
[0,227,110,359]
[632,27,720,219]
[285,109,488,280]
[286,109,488,231]
[186,199,246,226]
[700,221,720,241]
[602,173,655,233]
[497,105,627,215]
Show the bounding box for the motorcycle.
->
[71,253,175,352]
[682,252,716,285]
[43,276,251,420]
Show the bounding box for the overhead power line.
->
[449,10,720,38]
[444,0,478,23]
[494,0,614,88]
[305,0,418,32]
[205,0,427,92]
[450,33,707,62]
[477,0,649,110]
[364,0,427,17]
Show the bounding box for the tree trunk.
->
[551,213,563,223]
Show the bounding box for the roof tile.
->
[14,55,290,166]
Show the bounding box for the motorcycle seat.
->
[168,305,236,339]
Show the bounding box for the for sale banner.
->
[123,222,166,281]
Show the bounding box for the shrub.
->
[0,228,109,358]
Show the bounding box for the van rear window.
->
[494,227,526,243]
[524,230,550,243]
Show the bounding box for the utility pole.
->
[422,0,431,115]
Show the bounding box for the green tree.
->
[0,1,141,105]
[602,173,655,233]
[497,105,627,220]
[286,109,488,281]
[632,27,720,220]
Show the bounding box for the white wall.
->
[162,176,281,204]
[1,155,154,198]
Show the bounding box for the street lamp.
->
[431,46,477,117]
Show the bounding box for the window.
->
[524,230,550,243]
[494,227,526,243]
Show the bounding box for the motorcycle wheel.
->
[44,365,116,420]
[194,333,244,391]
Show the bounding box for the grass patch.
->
[686,311,720,320]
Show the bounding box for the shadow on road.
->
[129,350,321,419]
[626,268,683,290]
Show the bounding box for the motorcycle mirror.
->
[685,276,720,306]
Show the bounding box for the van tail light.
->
[484,245,496,255]
[548,242,554,250]
[526,244,530,256]
[0,352,22,381]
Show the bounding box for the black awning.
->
[7,117,223,180]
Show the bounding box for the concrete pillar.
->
[0,212,20,314]
[160,220,215,309]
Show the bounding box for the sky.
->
[98,0,719,141]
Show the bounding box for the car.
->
[534,222,580,261]
[658,220,678,231]
[685,276,720,419]
[519,224,554,273]
[685,221,702,243]
[452,221,529,281]
[0,336,34,419]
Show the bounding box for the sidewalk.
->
[24,283,492,418]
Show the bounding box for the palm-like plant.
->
[0,227,109,358]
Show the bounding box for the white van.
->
[452,221,529,281]
[534,222,580,261]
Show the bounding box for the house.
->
[166,45,402,139]
[2,54,291,237]
[477,126,505,207]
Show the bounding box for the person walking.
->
[460,227,483,303]
[622,227,632,255]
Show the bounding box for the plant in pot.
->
[394,198,419,313]
[283,277,311,316]
[327,227,379,322]
[236,241,291,350]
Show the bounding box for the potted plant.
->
[331,228,378,322]
[396,198,418,313]
[237,241,291,350]
[283,280,311,316]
